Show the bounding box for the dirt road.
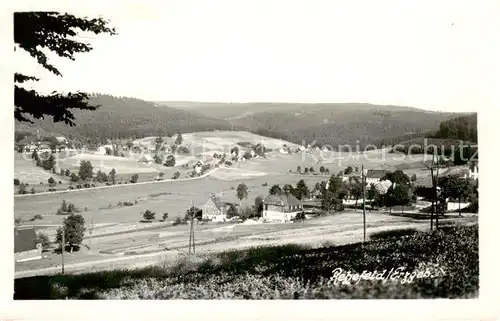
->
[16,213,473,279]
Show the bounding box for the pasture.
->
[14,170,326,227]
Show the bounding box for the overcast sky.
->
[14,0,499,112]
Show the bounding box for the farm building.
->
[55,136,69,145]
[14,227,42,262]
[365,169,391,186]
[263,193,303,223]
[138,154,154,165]
[440,164,479,180]
[202,194,237,222]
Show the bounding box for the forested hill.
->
[15,94,237,142]
[157,101,462,148]
[432,114,477,142]
[16,95,472,148]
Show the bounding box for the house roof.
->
[138,154,153,161]
[366,169,390,179]
[209,195,225,210]
[440,167,470,178]
[264,193,301,206]
[414,174,433,188]
[14,227,40,253]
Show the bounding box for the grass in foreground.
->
[14,225,478,299]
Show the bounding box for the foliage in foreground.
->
[14,225,478,299]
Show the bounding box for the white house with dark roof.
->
[14,227,42,262]
[263,193,303,223]
[365,169,391,186]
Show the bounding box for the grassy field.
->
[14,169,326,226]
[14,224,478,299]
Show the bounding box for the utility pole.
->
[89,215,94,250]
[188,200,195,255]
[362,164,366,243]
[435,160,441,230]
[430,155,435,231]
[61,228,65,274]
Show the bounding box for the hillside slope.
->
[15,94,237,142]
[156,102,462,147]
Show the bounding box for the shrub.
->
[48,176,56,186]
[123,202,134,206]
[162,213,169,221]
[130,173,139,184]
[83,183,91,188]
[58,181,62,184]
[172,171,180,180]
[68,186,74,190]
[370,228,419,240]
[173,217,184,226]
[262,182,268,187]
[30,187,36,194]
[143,210,156,221]
[30,214,43,221]
[14,218,21,225]
[14,178,20,186]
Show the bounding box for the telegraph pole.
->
[61,228,65,274]
[430,155,435,231]
[362,165,366,243]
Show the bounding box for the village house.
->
[202,194,237,222]
[365,169,391,186]
[194,160,204,174]
[138,154,154,165]
[14,227,42,262]
[263,193,303,223]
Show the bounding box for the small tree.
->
[64,169,71,176]
[164,155,176,167]
[70,172,79,182]
[61,200,68,212]
[14,178,20,186]
[236,183,249,205]
[37,232,51,250]
[153,154,163,164]
[143,210,156,222]
[295,179,310,200]
[172,171,180,180]
[78,160,93,181]
[296,165,301,173]
[254,196,264,217]
[309,167,314,173]
[17,183,27,195]
[269,184,282,195]
[162,212,169,221]
[105,147,112,155]
[56,213,86,252]
[130,173,139,183]
[319,166,325,174]
[344,166,353,175]
[109,168,116,184]
[304,167,309,174]
[96,170,108,183]
[175,132,183,145]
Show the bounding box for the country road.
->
[14,167,220,198]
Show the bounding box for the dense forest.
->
[390,114,478,159]
[15,94,238,143]
[16,95,473,148]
